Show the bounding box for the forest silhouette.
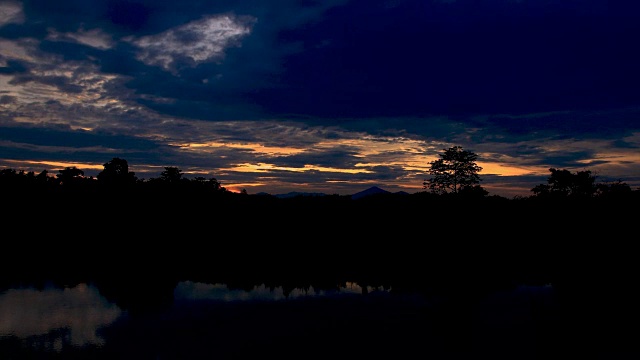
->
[2,155,638,288]
[2,156,639,358]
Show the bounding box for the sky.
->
[1,0,639,198]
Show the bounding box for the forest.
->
[2,152,637,289]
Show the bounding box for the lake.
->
[0,279,567,359]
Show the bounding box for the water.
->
[0,280,561,359]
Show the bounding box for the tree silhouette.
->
[193,176,224,192]
[159,166,183,183]
[423,146,484,195]
[97,157,137,186]
[596,179,632,199]
[56,166,85,186]
[35,169,50,184]
[531,168,597,199]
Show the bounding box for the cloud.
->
[0,1,24,27]
[0,38,38,65]
[127,14,256,73]
[47,27,114,50]
[0,95,16,104]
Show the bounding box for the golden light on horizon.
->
[175,141,306,156]
[3,159,104,172]
[222,163,372,174]
[477,162,545,177]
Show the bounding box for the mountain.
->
[255,187,409,199]
[350,186,391,200]
[273,191,327,199]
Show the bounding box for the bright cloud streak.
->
[0,38,37,64]
[176,141,306,156]
[128,14,256,72]
[47,28,115,50]
[1,158,105,173]
[0,1,23,27]
[225,162,372,174]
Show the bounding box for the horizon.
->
[2,159,637,199]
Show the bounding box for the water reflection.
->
[0,280,568,358]
[0,280,387,351]
[174,281,388,301]
[0,283,123,351]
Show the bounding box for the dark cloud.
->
[97,43,149,76]
[0,126,159,150]
[21,0,107,32]
[137,98,263,122]
[0,59,28,74]
[246,0,640,119]
[359,164,408,182]
[39,40,106,61]
[2,0,639,196]
[538,151,598,169]
[10,73,83,94]
[611,139,639,149]
[469,107,640,143]
[0,95,17,104]
[266,148,362,169]
[106,0,151,31]
[12,0,640,123]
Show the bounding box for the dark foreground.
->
[2,193,639,358]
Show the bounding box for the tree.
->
[56,166,85,186]
[159,166,183,183]
[35,170,50,184]
[423,146,484,195]
[97,157,137,186]
[596,179,632,199]
[192,176,226,192]
[531,168,597,199]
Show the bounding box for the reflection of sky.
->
[174,281,388,302]
[0,283,123,351]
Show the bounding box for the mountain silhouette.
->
[350,186,391,200]
[254,187,409,199]
[273,191,327,199]
[254,191,327,198]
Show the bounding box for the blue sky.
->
[1,0,639,197]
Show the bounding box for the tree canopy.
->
[423,146,485,195]
[531,168,634,200]
[97,157,137,186]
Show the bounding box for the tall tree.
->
[97,157,137,186]
[423,146,483,195]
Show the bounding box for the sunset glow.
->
[1,0,638,197]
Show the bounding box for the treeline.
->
[0,157,229,196]
[2,156,639,201]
